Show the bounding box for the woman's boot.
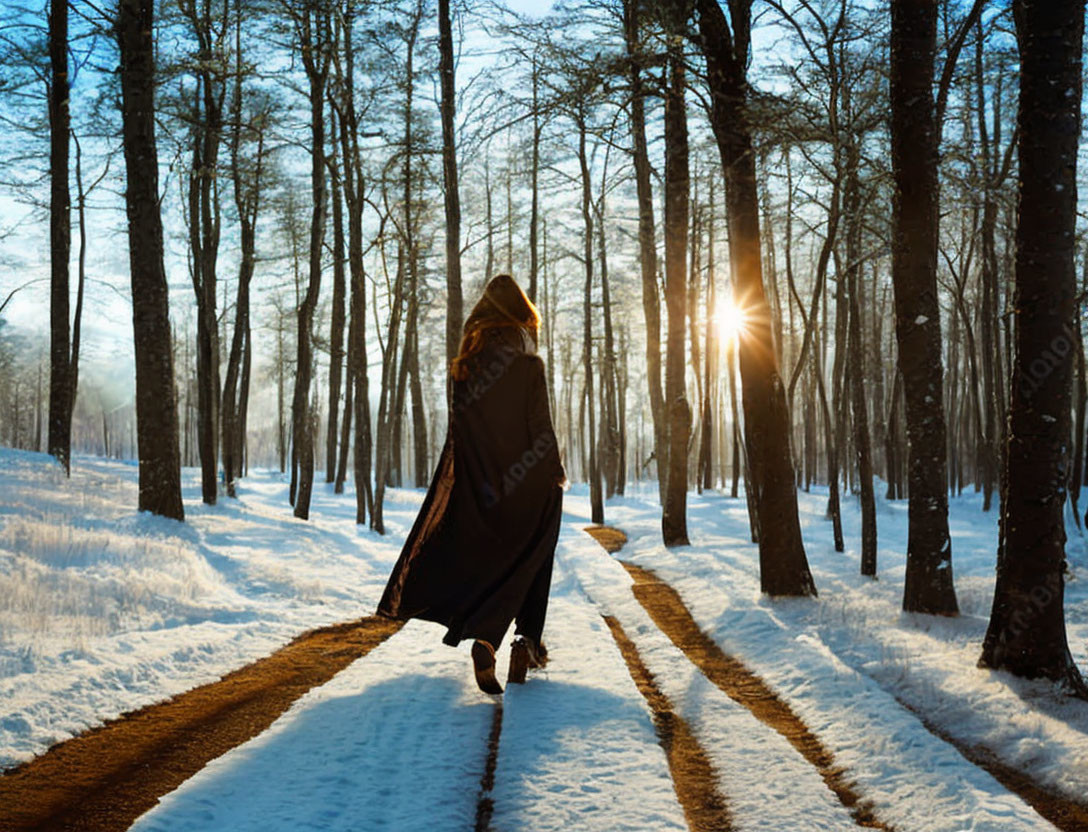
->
[472,640,503,694]
[508,638,530,684]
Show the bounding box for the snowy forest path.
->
[619,557,890,830]
[0,615,402,832]
[581,524,1088,832]
[602,613,735,831]
[575,525,733,831]
[581,524,888,830]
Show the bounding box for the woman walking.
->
[378,275,565,694]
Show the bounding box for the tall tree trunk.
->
[975,23,1013,513]
[845,145,877,576]
[407,275,427,486]
[830,256,848,535]
[695,0,815,595]
[326,121,346,483]
[563,339,574,478]
[391,33,419,490]
[406,319,426,482]
[804,369,817,490]
[597,195,620,498]
[617,324,628,494]
[372,234,406,533]
[184,0,227,506]
[352,292,374,524]
[221,194,256,498]
[1071,261,1087,526]
[391,255,409,488]
[699,184,716,492]
[116,0,184,521]
[870,275,888,477]
[544,220,558,421]
[814,337,844,552]
[577,110,604,524]
[70,134,87,442]
[624,0,667,505]
[291,6,329,521]
[484,161,495,283]
[276,313,286,473]
[182,330,192,467]
[223,20,264,498]
[48,0,71,474]
[35,362,43,452]
[438,0,463,372]
[890,0,958,614]
[239,322,251,477]
[728,337,740,498]
[528,58,541,302]
[689,197,702,446]
[885,368,899,499]
[979,0,1087,697]
[505,164,514,274]
[336,310,355,494]
[661,24,690,547]
[336,1,372,520]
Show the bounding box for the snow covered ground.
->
[587,481,1088,818]
[2,447,1087,830]
[0,447,408,769]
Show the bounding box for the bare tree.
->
[329,0,374,519]
[694,0,815,595]
[889,0,957,614]
[979,0,1087,698]
[289,0,332,521]
[623,0,667,504]
[576,99,605,524]
[222,18,270,498]
[325,105,347,484]
[661,6,690,547]
[116,0,184,521]
[47,0,72,473]
[438,0,463,371]
[179,0,230,505]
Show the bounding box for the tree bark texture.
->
[890,0,958,615]
[326,132,347,484]
[292,7,329,521]
[661,30,690,547]
[528,59,541,303]
[979,0,1087,696]
[438,0,463,373]
[577,112,604,524]
[48,0,72,474]
[116,0,184,521]
[846,150,877,576]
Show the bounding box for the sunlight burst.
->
[715,297,748,344]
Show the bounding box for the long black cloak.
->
[377,328,564,647]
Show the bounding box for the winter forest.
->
[2,0,1088,830]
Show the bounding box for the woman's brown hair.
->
[451,274,541,381]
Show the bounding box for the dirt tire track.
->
[586,526,1088,832]
[604,614,734,832]
[582,525,889,831]
[898,702,1088,832]
[0,616,402,832]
